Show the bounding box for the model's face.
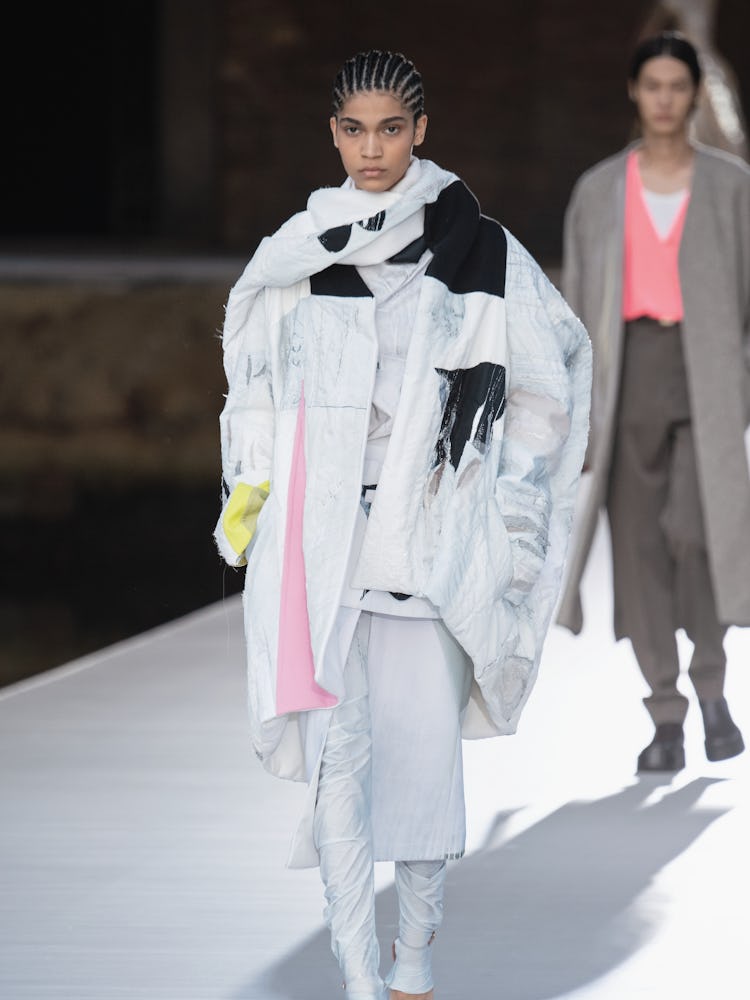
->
[330,91,427,192]
[629,55,697,138]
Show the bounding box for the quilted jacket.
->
[215,162,592,779]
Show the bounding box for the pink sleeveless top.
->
[622,150,689,323]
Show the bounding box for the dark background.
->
[2,0,748,686]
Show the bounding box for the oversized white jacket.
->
[215,159,592,780]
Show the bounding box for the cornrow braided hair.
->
[331,50,425,121]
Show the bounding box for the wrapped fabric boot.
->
[384,859,445,999]
[314,619,386,1000]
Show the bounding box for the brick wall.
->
[216,0,749,263]
[216,0,654,262]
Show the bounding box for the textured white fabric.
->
[309,157,424,266]
[236,157,446,294]
[215,157,592,779]
[300,607,471,867]
[384,861,445,992]
[313,615,382,995]
[313,613,457,994]
[357,248,432,484]
[341,244,441,618]
[367,613,471,859]
[385,934,437,994]
[341,502,441,618]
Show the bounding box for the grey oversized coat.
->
[556,142,750,634]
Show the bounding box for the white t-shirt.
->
[643,188,689,239]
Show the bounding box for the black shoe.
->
[700,698,745,762]
[637,723,686,773]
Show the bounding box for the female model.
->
[557,31,749,773]
[215,50,591,1000]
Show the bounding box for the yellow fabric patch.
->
[222,481,270,559]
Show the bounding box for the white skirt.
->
[288,607,473,868]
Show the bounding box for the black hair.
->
[628,30,702,87]
[331,50,425,121]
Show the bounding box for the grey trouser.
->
[606,319,726,725]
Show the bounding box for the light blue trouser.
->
[313,614,446,998]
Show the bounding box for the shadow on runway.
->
[240,777,728,1000]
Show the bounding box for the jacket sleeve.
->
[214,281,275,567]
[560,179,594,467]
[740,169,750,422]
[498,249,592,607]
[561,181,583,320]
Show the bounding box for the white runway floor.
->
[1,518,749,1000]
